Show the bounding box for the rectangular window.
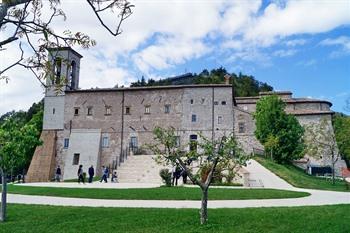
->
[105,106,111,115]
[73,153,80,165]
[191,114,197,122]
[221,101,226,105]
[145,105,151,114]
[74,107,79,116]
[190,99,194,104]
[218,116,223,124]
[125,106,130,115]
[164,104,171,114]
[53,108,55,114]
[238,122,245,133]
[64,138,69,148]
[87,107,93,116]
[102,136,109,148]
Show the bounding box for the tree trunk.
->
[332,162,335,185]
[200,187,208,225]
[0,170,7,222]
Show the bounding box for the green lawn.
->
[1,204,349,233]
[6,185,310,200]
[255,157,349,192]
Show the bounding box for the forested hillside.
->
[130,67,273,97]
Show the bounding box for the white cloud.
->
[244,0,350,45]
[273,49,297,57]
[320,36,350,57]
[285,39,307,47]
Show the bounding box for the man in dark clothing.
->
[77,165,85,184]
[55,165,62,182]
[88,165,94,183]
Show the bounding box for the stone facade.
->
[28,48,347,181]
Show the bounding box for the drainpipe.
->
[120,90,125,165]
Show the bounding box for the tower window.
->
[221,101,226,105]
[191,114,197,122]
[54,58,62,84]
[164,104,171,114]
[87,107,93,116]
[74,107,79,116]
[190,99,194,104]
[214,101,219,105]
[145,105,151,114]
[125,106,130,115]
[73,153,80,165]
[105,106,111,115]
[238,122,245,133]
[53,108,56,114]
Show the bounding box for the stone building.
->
[26,47,347,182]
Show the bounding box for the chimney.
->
[224,74,231,84]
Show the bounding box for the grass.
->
[255,157,349,192]
[1,204,350,232]
[6,185,310,200]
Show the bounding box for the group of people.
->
[55,165,117,184]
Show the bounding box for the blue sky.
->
[1,0,350,114]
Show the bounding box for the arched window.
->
[54,58,62,84]
[70,60,77,89]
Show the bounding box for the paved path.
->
[3,160,350,209]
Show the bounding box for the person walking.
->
[55,165,62,182]
[77,165,85,184]
[88,165,94,183]
[100,166,108,183]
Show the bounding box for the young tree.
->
[333,114,350,162]
[0,0,133,83]
[304,117,340,185]
[149,127,249,225]
[254,95,305,163]
[0,117,41,222]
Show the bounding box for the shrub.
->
[159,169,172,187]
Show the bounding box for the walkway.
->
[4,159,350,209]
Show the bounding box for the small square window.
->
[238,122,245,133]
[190,99,194,104]
[102,136,109,148]
[74,108,79,115]
[105,106,111,115]
[73,153,80,165]
[125,107,130,115]
[87,107,93,116]
[64,138,69,148]
[214,101,219,105]
[221,101,226,105]
[164,105,171,114]
[218,116,223,124]
[191,114,197,122]
[145,105,150,114]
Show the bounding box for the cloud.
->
[273,49,297,57]
[320,36,350,58]
[285,39,307,47]
[244,0,350,45]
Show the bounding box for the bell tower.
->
[46,47,82,96]
[43,47,82,130]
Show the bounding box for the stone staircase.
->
[117,155,165,184]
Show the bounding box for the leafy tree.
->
[304,117,341,185]
[333,113,350,162]
[0,117,42,221]
[149,127,249,225]
[0,0,133,83]
[254,95,305,163]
